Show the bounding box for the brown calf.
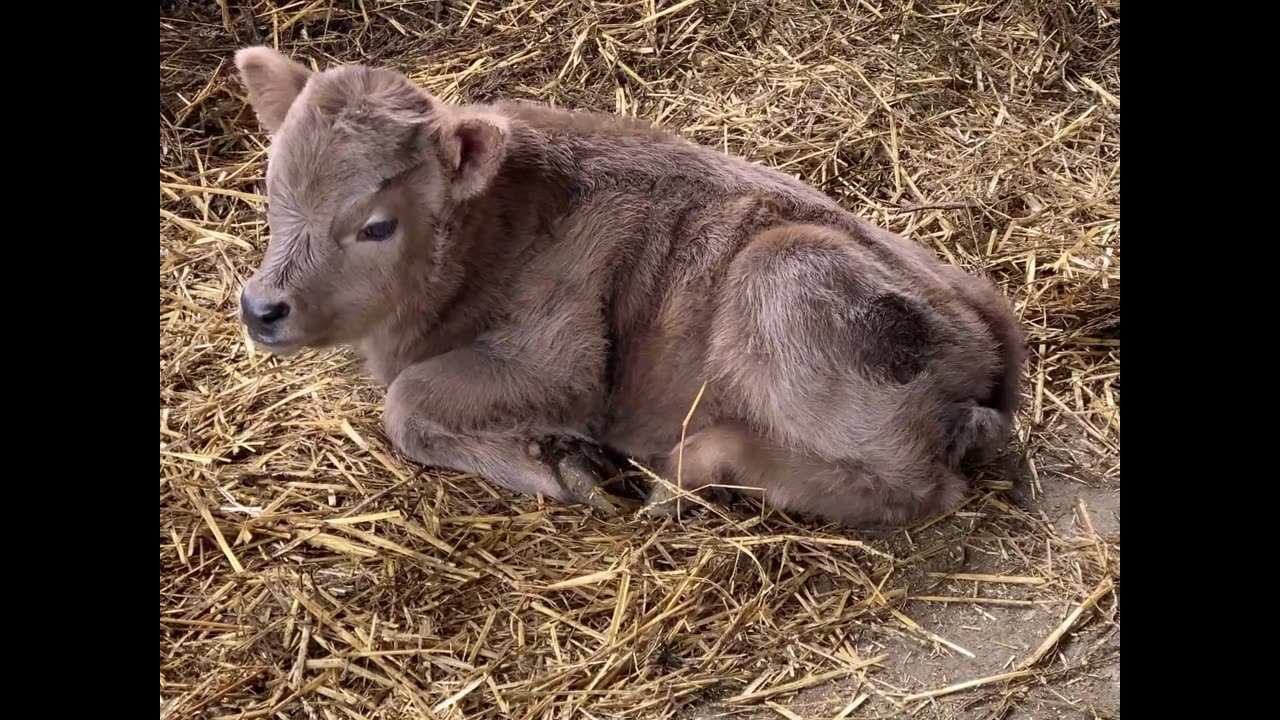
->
[234,47,1025,527]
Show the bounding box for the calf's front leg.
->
[382,336,615,512]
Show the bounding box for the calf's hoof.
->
[527,436,620,515]
[642,482,733,519]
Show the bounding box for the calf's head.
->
[234,47,509,353]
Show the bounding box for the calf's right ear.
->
[234,46,313,134]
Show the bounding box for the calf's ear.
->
[435,109,510,202]
[234,46,313,134]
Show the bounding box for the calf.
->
[233,47,1025,527]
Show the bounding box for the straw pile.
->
[161,2,1119,718]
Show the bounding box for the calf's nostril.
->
[241,291,291,330]
[259,302,290,324]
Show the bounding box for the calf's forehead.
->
[264,67,433,218]
[267,113,383,219]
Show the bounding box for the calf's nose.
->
[240,290,291,337]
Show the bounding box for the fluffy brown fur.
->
[234,47,1025,527]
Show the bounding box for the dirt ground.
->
[700,453,1120,720]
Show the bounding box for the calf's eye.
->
[359,219,398,242]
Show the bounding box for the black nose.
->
[240,292,290,336]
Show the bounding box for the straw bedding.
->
[160,2,1120,718]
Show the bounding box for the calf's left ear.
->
[435,110,510,202]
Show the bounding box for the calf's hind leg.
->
[643,223,980,526]
[643,423,968,527]
[642,424,757,516]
